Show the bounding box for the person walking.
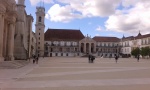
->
[33,55,36,64]
[36,56,39,64]
[137,55,140,62]
[88,54,91,63]
[115,55,118,63]
[91,55,95,63]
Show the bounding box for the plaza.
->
[0,57,150,90]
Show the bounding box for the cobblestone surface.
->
[1,57,150,90]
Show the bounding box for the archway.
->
[81,43,84,53]
[91,43,94,53]
[86,43,89,54]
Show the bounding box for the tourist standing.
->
[115,55,118,63]
[36,56,39,64]
[137,55,140,62]
[91,56,95,63]
[33,55,36,64]
[88,54,91,63]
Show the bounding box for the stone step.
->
[0,60,29,69]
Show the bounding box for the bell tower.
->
[35,6,45,57]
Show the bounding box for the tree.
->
[131,47,140,58]
[140,47,150,59]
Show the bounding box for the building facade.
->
[14,0,34,60]
[44,29,84,57]
[120,32,150,57]
[0,0,17,61]
[44,29,121,57]
[35,6,45,57]
[0,0,35,61]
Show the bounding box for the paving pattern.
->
[1,57,150,90]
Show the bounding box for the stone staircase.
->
[0,60,29,69]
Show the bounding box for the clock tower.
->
[35,6,45,57]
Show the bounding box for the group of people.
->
[88,54,120,63]
[32,55,39,64]
[88,55,95,63]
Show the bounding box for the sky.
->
[16,0,150,38]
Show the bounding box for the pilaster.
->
[94,43,96,53]
[6,12,17,61]
[89,43,91,54]
[0,13,5,61]
[84,43,86,53]
[7,23,15,60]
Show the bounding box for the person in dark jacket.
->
[36,56,39,64]
[115,55,118,63]
[88,54,91,63]
[137,55,140,62]
[91,56,95,63]
[33,55,36,64]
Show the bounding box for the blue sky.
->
[22,0,150,38]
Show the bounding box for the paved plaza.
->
[1,57,150,90]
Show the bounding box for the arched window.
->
[39,16,42,22]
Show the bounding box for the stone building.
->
[35,6,45,57]
[0,0,35,61]
[44,29,84,57]
[43,29,120,57]
[14,0,34,60]
[0,0,17,61]
[93,36,120,57]
[120,32,150,57]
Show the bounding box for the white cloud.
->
[46,0,121,22]
[105,0,150,35]
[29,0,53,6]
[45,4,82,22]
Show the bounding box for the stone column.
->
[79,42,81,53]
[0,14,5,61]
[94,43,96,53]
[84,43,86,53]
[3,22,8,58]
[7,23,15,60]
[89,43,91,54]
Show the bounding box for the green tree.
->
[140,47,150,59]
[131,47,140,57]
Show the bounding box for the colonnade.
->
[0,8,17,61]
[80,43,96,54]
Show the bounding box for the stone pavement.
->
[1,57,150,90]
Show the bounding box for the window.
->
[38,42,40,44]
[39,33,40,35]
[39,37,40,40]
[38,47,40,49]
[39,16,42,22]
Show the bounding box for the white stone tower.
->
[14,0,28,60]
[35,6,45,57]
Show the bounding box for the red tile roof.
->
[141,33,150,38]
[93,36,120,42]
[44,29,84,41]
[122,36,134,41]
